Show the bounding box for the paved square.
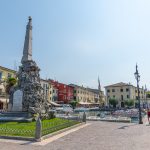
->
[1,121,150,150]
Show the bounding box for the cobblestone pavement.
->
[1,121,150,150]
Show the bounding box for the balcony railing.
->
[0,92,8,98]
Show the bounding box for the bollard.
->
[82,112,86,123]
[35,116,42,141]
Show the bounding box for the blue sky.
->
[0,0,150,89]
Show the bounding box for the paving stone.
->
[1,121,150,150]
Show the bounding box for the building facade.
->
[0,66,16,110]
[40,79,51,103]
[105,82,146,107]
[89,88,105,106]
[49,80,74,104]
[69,84,105,105]
[49,83,58,102]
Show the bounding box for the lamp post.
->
[134,64,143,124]
[46,85,49,102]
[145,85,148,109]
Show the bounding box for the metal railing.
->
[42,118,80,136]
[0,122,35,137]
[0,114,86,141]
[0,92,7,98]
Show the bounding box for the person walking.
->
[147,108,150,124]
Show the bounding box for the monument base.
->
[0,112,33,122]
[12,106,22,112]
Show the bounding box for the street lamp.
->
[145,85,148,109]
[134,64,143,124]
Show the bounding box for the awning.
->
[49,101,61,106]
[79,102,93,105]
[0,98,9,103]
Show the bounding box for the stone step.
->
[0,116,33,122]
[0,112,31,118]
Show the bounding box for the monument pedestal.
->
[0,112,33,122]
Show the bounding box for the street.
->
[1,121,150,150]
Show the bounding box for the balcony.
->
[0,92,7,98]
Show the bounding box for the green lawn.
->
[0,118,79,138]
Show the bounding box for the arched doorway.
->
[121,102,124,108]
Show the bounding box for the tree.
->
[146,91,150,98]
[124,99,134,107]
[6,77,17,94]
[0,77,17,110]
[69,100,78,109]
[109,98,118,108]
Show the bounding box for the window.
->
[107,89,110,93]
[7,73,12,78]
[0,72,2,80]
[43,84,45,88]
[112,89,115,92]
[135,90,137,93]
[0,89,2,95]
[120,89,123,92]
[113,95,115,98]
[126,88,129,92]
[74,90,76,93]
[127,95,129,99]
[121,95,123,100]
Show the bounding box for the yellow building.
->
[69,84,105,105]
[40,79,58,103]
[0,66,16,110]
[105,82,146,107]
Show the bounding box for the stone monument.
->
[9,16,48,115]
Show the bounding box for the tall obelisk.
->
[10,17,48,115]
[21,16,32,63]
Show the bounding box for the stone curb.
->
[39,122,85,142]
[87,119,131,123]
[0,135,35,141]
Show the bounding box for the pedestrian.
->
[147,108,150,124]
